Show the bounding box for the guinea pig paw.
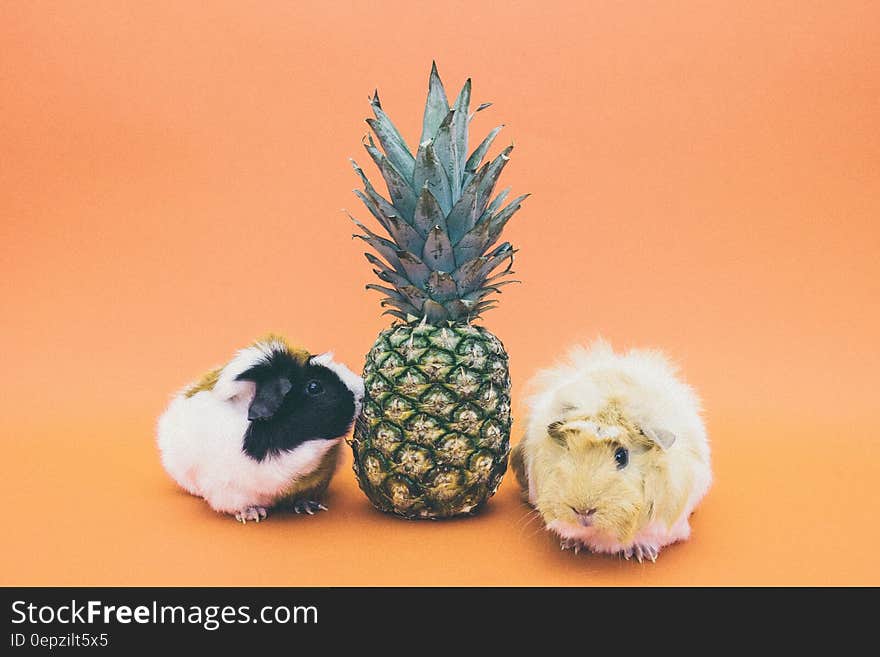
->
[234,506,268,523]
[624,543,659,563]
[292,500,328,516]
[559,538,584,554]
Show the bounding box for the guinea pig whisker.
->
[516,509,542,532]
[522,514,542,531]
[515,507,539,524]
[528,525,547,539]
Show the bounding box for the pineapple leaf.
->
[368,189,403,220]
[431,110,457,202]
[486,241,516,263]
[462,288,487,302]
[422,299,449,323]
[443,299,473,321]
[361,183,416,234]
[351,158,390,207]
[350,216,404,271]
[469,102,492,122]
[472,242,515,284]
[420,61,450,145]
[354,188,422,252]
[452,257,488,295]
[422,224,455,272]
[368,93,415,183]
[468,280,520,301]
[364,253,412,289]
[383,213,425,253]
[480,187,510,222]
[486,193,529,245]
[450,78,471,191]
[472,300,499,314]
[395,250,431,286]
[354,234,402,272]
[425,270,457,301]
[356,188,423,252]
[412,187,446,238]
[465,125,503,175]
[364,137,417,221]
[453,218,491,264]
[353,188,384,223]
[397,284,429,308]
[413,140,452,215]
[352,159,406,227]
[463,283,507,301]
[490,279,522,290]
[476,144,514,218]
[382,309,409,322]
[366,284,421,316]
[485,269,516,284]
[445,172,480,244]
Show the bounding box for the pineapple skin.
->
[348,322,511,519]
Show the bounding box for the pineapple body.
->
[350,323,510,518]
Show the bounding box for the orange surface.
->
[2,1,878,586]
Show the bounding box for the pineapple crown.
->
[350,62,528,326]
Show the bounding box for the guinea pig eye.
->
[305,380,324,396]
[614,446,629,469]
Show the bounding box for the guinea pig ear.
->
[642,426,677,450]
[546,420,569,446]
[248,376,293,421]
[236,368,294,421]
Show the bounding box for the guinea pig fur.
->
[157,335,364,523]
[511,339,711,561]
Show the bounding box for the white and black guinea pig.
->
[157,335,364,523]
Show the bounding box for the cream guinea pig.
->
[511,340,711,561]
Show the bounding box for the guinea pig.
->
[157,335,364,522]
[511,339,711,561]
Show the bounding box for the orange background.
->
[2,1,878,586]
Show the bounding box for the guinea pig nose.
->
[574,508,597,526]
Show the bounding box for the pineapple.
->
[347,63,528,518]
